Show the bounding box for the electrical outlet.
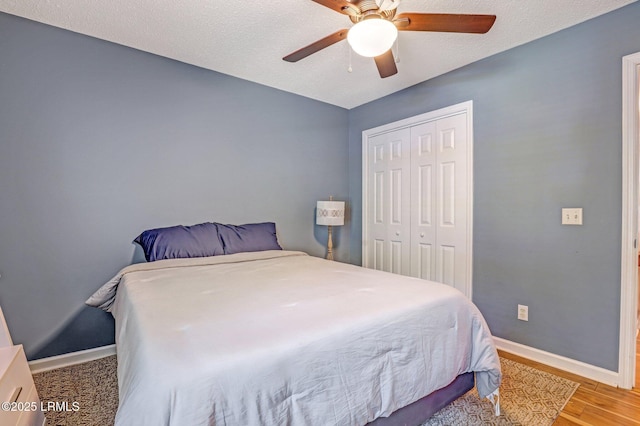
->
[561,208,583,225]
[517,304,529,321]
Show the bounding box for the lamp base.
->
[326,225,334,261]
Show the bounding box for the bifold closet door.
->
[366,128,411,275]
[409,121,436,280]
[364,103,471,295]
[410,113,469,287]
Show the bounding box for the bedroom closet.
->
[362,101,473,298]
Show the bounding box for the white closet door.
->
[363,101,473,298]
[366,128,411,275]
[409,113,468,289]
[410,121,437,280]
[432,113,469,289]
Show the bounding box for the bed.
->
[87,247,501,425]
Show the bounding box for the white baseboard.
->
[28,344,116,374]
[494,337,619,387]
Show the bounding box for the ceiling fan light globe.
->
[347,19,398,58]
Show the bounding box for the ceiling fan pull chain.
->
[348,45,353,73]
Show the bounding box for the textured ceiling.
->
[0,0,636,109]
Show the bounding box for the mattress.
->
[87,250,501,425]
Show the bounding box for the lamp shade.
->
[347,18,398,58]
[316,200,345,226]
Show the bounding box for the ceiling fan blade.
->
[311,0,359,16]
[394,13,496,34]
[283,29,348,62]
[374,50,398,78]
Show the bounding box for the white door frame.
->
[362,100,474,299]
[620,52,640,389]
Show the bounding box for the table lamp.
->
[316,197,345,260]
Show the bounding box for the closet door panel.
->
[436,245,456,286]
[434,113,469,290]
[416,242,433,280]
[373,239,385,271]
[366,128,411,275]
[410,122,437,279]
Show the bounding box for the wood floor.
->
[499,335,640,425]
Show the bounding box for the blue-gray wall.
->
[348,3,640,371]
[0,12,350,359]
[2,2,639,370]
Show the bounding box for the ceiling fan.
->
[283,0,496,78]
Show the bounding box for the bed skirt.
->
[367,372,475,426]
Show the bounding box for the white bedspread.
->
[87,250,501,425]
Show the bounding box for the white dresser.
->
[0,308,45,426]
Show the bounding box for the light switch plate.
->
[517,304,529,321]
[562,208,583,225]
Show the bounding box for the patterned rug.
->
[33,356,577,425]
[423,358,579,425]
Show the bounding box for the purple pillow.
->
[215,222,282,255]
[134,222,224,262]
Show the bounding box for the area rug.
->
[423,358,579,425]
[33,356,577,425]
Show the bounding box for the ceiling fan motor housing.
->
[347,0,397,23]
